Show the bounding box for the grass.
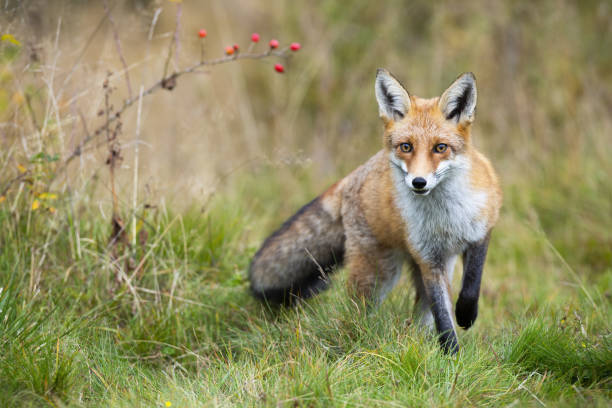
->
[0,171,610,407]
[1,0,611,406]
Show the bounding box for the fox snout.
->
[404,173,437,195]
[410,176,430,195]
[411,177,427,189]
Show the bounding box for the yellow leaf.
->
[17,164,26,173]
[49,207,56,214]
[1,34,21,46]
[11,92,24,105]
[0,196,5,203]
[39,193,58,200]
[32,199,40,210]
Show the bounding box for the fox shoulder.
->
[468,149,502,227]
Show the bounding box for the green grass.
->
[0,171,610,407]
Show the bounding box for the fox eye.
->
[399,143,413,153]
[434,143,448,153]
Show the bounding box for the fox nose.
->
[412,177,427,189]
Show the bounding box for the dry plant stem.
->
[104,0,133,100]
[132,86,144,247]
[64,49,290,165]
[146,8,162,58]
[0,173,27,197]
[173,3,182,68]
[104,82,119,218]
[103,76,127,272]
[58,4,112,97]
[161,32,175,80]
[162,3,182,80]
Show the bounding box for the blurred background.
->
[1,0,611,277]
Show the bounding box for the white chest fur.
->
[390,158,488,263]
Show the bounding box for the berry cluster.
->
[197,29,301,74]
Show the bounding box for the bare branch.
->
[104,0,133,100]
[58,6,110,98]
[0,172,27,198]
[64,49,291,165]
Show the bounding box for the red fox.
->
[249,69,502,353]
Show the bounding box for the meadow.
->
[0,1,610,406]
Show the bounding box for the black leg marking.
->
[456,233,491,329]
[428,280,459,354]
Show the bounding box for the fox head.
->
[375,69,477,195]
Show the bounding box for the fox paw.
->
[439,332,460,355]
[455,296,478,329]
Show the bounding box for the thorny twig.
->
[63,49,291,166]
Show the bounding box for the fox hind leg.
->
[346,247,402,305]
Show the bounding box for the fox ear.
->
[438,72,477,125]
[375,68,411,122]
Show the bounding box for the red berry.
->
[274,63,284,73]
[251,33,260,42]
[269,39,279,49]
[198,29,207,38]
[290,42,301,51]
[225,46,235,55]
[233,43,239,51]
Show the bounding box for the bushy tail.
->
[249,188,345,304]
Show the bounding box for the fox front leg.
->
[456,234,491,329]
[423,270,459,354]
